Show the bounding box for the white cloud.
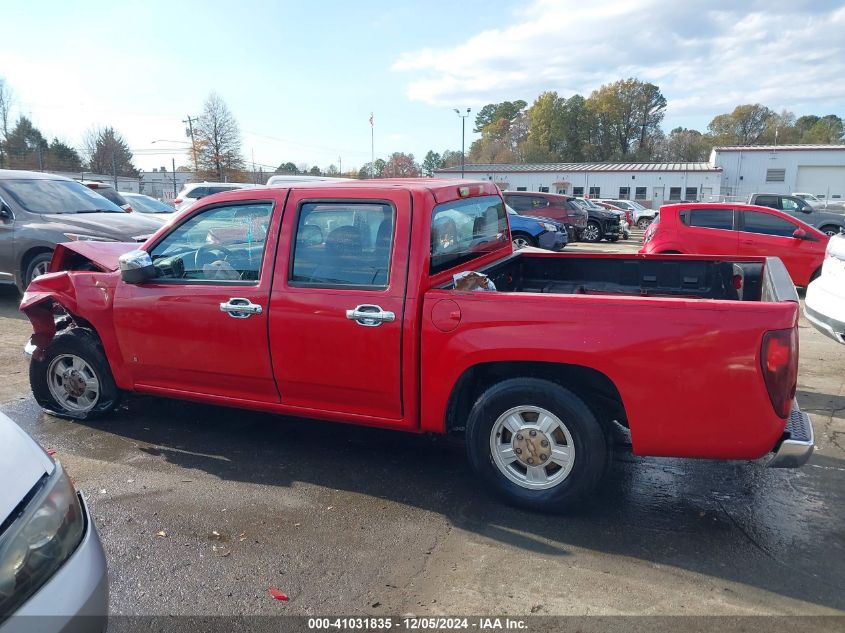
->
[392,0,845,121]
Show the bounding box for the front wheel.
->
[511,233,536,249]
[466,378,609,512]
[581,221,602,243]
[819,225,841,237]
[30,328,119,419]
[24,252,54,290]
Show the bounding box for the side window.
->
[530,196,549,209]
[290,202,394,288]
[754,195,779,209]
[209,186,240,196]
[149,202,273,282]
[189,187,208,199]
[780,197,801,212]
[506,196,531,212]
[742,211,796,237]
[687,209,733,230]
[429,195,508,275]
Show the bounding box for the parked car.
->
[573,197,628,240]
[594,200,633,226]
[793,192,845,210]
[0,170,162,291]
[0,411,108,631]
[805,233,845,344]
[748,193,845,237]
[599,199,657,229]
[502,191,587,242]
[21,180,814,512]
[79,181,132,213]
[505,204,567,251]
[173,182,254,211]
[640,202,828,286]
[121,193,175,224]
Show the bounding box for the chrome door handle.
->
[220,298,263,318]
[346,304,395,327]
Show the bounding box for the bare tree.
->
[194,93,245,181]
[0,78,14,168]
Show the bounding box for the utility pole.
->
[111,152,117,188]
[37,146,44,171]
[172,158,177,198]
[251,149,257,184]
[370,112,374,178]
[338,155,342,176]
[183,115,198,172]
[453,108,471,179]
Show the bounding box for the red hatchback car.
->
[640,203,829,286]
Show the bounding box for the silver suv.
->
[0,170,162,291]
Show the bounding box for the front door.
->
[113,195,284,402]
[268,190,410,422]
[653,186,665,206]
[737,209,818,285]
[0,204,14,284]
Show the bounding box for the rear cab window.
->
[430,195,508,275]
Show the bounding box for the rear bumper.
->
[767,401,814,468]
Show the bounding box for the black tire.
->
[819,225,841,237]
[636,217,652,230]
[608,235,619,242]
[511,233,536,249]
[465,378,608,513]
[30,328,119,419]
[23,252,54,290]
[581,221,602,243]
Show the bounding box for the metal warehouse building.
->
[435,162,723,208]
[711,145,845,202]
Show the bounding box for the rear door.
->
[677,207,738,255]
[268,189,411,422]
[737,209,818,285]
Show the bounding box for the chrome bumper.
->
[767,402,815,468]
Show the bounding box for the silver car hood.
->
[36,211,161,240]
[0,412,54,526]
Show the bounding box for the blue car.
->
[506,205,568,251]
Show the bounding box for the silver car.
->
[0,412,108,632]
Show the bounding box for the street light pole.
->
[453,108,471,179]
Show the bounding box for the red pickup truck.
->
[21,180,814,512]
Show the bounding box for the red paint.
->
[640,203,828,286]
[21,181,803,462]
[268,587,289,601]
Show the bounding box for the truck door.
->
[112,194,283,402]
[268,190,411,423]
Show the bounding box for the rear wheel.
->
[465,378,609,512]
[511,233,536,249]
[30,328,119,419]
[581,221,602,243]
[636,217,652,230]
[819,225,841,237]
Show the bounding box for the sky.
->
[1,0,844,173]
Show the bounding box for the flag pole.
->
[370,112,374,177]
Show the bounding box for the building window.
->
[766,169,786,182]
[669,187,682,200]
[634,187,647,200]
[573,186,584,196]
[685,187,697,201]
[619,187,630,199]
[538,186,549,193]
[516,186,527,191]
[588,186,600,197]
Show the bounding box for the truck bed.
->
[443,252,799,303]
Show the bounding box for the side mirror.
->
[792,228,811,240]
[0,200,12,222]
[118,249,155,284]
[801,205,813,213]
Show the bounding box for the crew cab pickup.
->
[20,180,814,512]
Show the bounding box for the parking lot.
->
[1,230,843,618]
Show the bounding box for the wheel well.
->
[445,361,627,436]
[819,225,841,234]
[511,231,534,240]
[20,247,54,276]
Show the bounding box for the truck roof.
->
[234,178,502,202]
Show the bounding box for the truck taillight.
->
[760,328,798,418]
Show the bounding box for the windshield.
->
[0,178,125,214]
[578,198,602,210]
[628,200,647,211]
[128,195,174,214]
[430,195,508,275]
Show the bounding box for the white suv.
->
[805,233,845,344]
[174,182,254,211]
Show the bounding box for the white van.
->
[265,174,348,186]
[173,182,255,211]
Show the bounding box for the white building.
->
[47,171,140,193]
[139,168,195,201]
[434,162,722,208]
[711,145,845,202]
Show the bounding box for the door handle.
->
[741,240,754,245]
[220,298,263,318]
[346,304,395,327]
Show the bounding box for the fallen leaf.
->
[268,586,289,601]
[99,489,107,494]
[294,523,301,527]
[47,449,57,456]
[326,506,333,510]
[155,530,167,538]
